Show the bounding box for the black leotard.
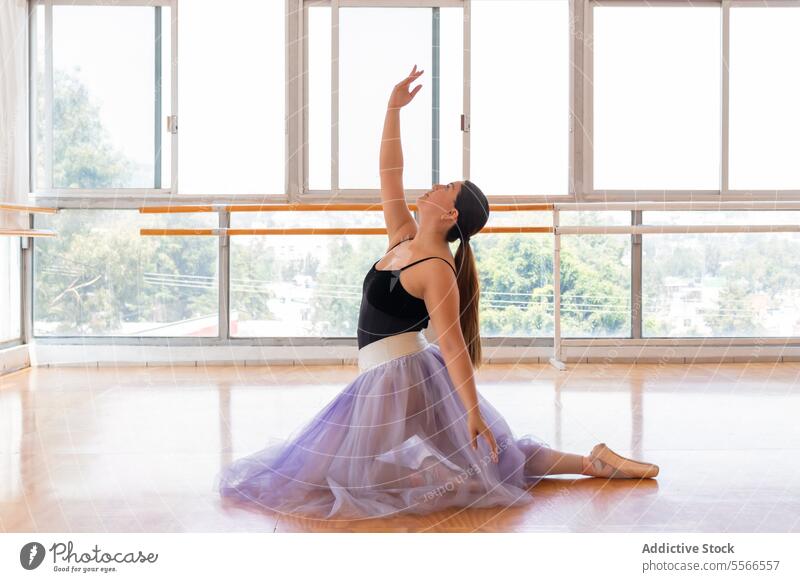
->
[357,239,458,350]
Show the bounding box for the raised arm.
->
[379,65,424,250]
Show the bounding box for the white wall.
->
[0,237,21,342]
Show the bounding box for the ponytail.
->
[447,178,490,369]
[454,237,482,369]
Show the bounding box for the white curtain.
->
[0,0,30,230]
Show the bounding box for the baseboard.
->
[0,344,30,376]
[26,342,800,368]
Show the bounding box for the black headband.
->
[455,180,490,243]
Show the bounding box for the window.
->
[24,1,800,350]
[476,210,629,338]
[476,212,554,337]
[729,7,800,190]
[593,5,721,191]
[338,7,435,190]
[178,0,285,195]
[32,2,172,191]
[309,0,568,195]
[643,212,800,337]
[30,0,286,196]
[322,6,462,191]
[471,0,569,195]
[33,211,219,337]
[229,211,388,338]
[307,6,332,191]
[559,212,631,337]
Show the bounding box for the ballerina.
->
[214,65,659,520]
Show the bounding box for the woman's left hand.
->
[388,65,424,109]
[468,411,499,464]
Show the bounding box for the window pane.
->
[476,212,554,337]
[316,7,461,191]
[594,6,720,190]
[228,210,628,340]
[469,213,630,339]
[43,5,170,189]
[34,4,45,190]
[643,212,800,337]
[308,6,331,191]
[230,212,387,338]
[560,212,631,337]
[471,0,568,195]
[179,0,285,195]
[729,8,800,190]
[438,7,464,182]
[339,8,432,190]
[230,212,555,340]
[34,211,218,337]
[0,238,21,342]
[158,8,172,189]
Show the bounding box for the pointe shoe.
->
[582,443,659,479]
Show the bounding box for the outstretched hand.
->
[388,64,424,109]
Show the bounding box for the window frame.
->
[23,0,800,349]
[300,0,576,202]
[28,0,579,206]
[583,0,800,201]
[28,0,178,199]
[29,0,800,206]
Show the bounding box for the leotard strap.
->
[386,236,413,253]
[398,256,457,279]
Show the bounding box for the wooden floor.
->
[1,360,799,533]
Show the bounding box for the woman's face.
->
[417,181,463,225]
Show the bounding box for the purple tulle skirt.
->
[214,334,550,520]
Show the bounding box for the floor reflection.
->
[0,361,798,532]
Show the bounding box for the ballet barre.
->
[556,224,800,235]
[0,228,56,237]
[139,226,554,237]
[0,202,58,214]
[0,202,58,237]
[137,199,800,371]
[139,202,553,214]
[552,201,800,212]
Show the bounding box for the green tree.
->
[45,68,134,188]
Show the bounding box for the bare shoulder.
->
[400,254,458,300]
[412,257,463,348]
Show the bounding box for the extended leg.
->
[524,446,586,476]
[524,443,659,479]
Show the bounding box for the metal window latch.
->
[460,113,470,133]
[167,115,178,134]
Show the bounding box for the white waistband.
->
[358,331,430,373]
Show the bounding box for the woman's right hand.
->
[388,65,424,109]
[468,411,499,464]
